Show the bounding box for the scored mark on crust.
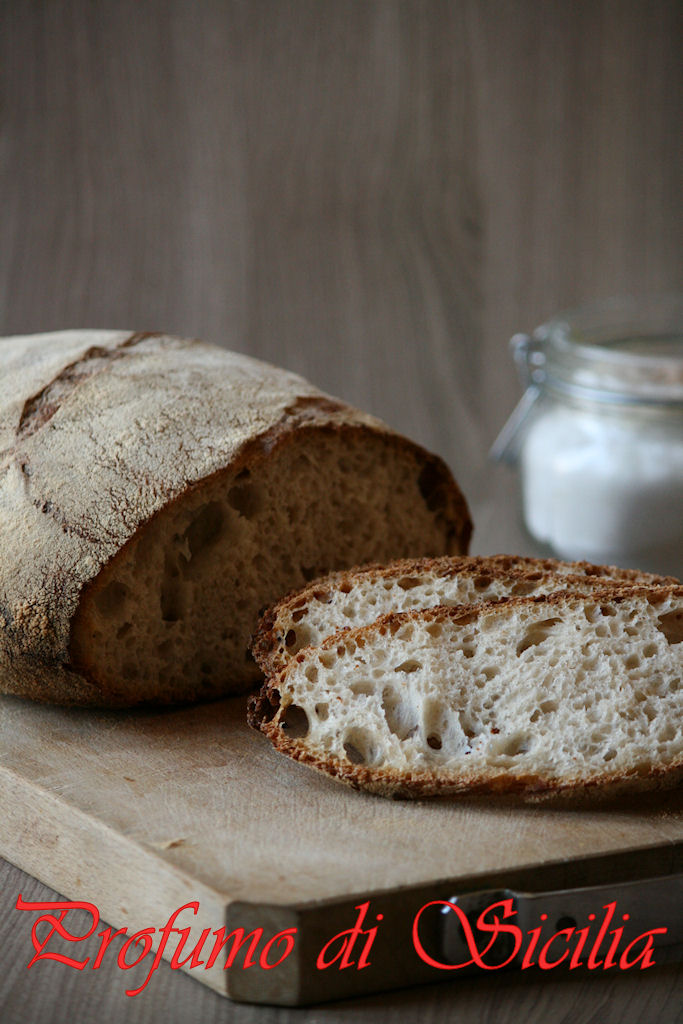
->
[15,333,161,443]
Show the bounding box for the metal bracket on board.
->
[440,873,683,971]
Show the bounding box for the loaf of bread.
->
[249,586,683,798]
[0,330,470,706]
[252,554,675,677]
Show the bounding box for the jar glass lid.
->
[532,294,683,405]
[491,295,683,466]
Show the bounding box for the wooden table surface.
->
[1,2,681,1021]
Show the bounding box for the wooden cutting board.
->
[1,693,681,1005]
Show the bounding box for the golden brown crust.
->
[248,583,683,800]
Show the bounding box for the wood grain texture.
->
[0,0,681,1020]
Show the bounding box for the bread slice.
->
[248,585,683,799]
[0,330,470,706]
[252,554,675,678]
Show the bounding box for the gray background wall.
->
[1,0,681,537]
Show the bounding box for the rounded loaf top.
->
[0,330,471,705]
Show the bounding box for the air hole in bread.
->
[285,629,297,648]
[314,702,328,721]
[185,502,223,556]
[600,604,617,617]
[259,689,281,722]
[603,748,617,762]
[477,614,499,633]
[382,689,419,740]
[643,642,658,657]
[422,698,454,743]
[350,679,374,696]
[281,704,309,738]
[584,604,600,623]
[500,733,531,757]
[343,741,365,765]
[426,733,442,750]
[510,580,536,596]
[458,711,478,739]
[394,659,421,674]
[625,654,641,669]
[516,618,561,656]
[343,728,377,765]
[474,574,493,590]
[539,699,558,713]
[227,483,261,519]
[397,577,421,591]
[657,610,683,645]
[644,702,658,722]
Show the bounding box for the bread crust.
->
[248,584,683,800]
[0,330,470,705]
[251,554,677,678]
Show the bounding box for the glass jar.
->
[491,295,683,578]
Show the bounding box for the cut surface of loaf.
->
[249,586,683,799]
[71,429,465,704]
[252,554,676,678]
[0,330,470,706]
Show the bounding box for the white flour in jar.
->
[521,403,683,575]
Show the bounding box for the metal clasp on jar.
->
[490,332,547,465]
